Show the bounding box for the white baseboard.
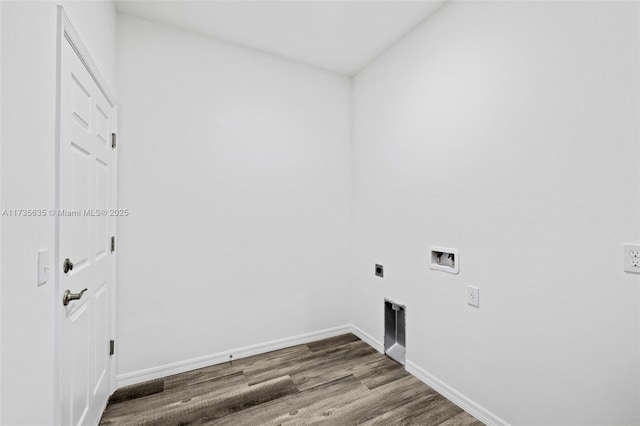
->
[406,360,509,426]
[116,324,351,388]
[116,323,509,426]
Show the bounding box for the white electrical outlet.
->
[624,244,640,273]
[467,286,479,307]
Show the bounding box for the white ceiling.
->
[115,1,446,75]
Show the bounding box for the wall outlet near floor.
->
[467,286,479,307]
[623,244,640,273]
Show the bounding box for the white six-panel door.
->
[59,32,115,426]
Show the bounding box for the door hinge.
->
[111,133,117,149]
[111,236,116,253]
[110,339,115,356]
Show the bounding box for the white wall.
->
[116,15,352,380]
[351,1,640,425]
[0,1,116,424]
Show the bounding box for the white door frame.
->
[0,2,3,423]
[54,6,118,424]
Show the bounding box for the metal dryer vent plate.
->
[384,299,406,365]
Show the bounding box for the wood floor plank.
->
[99,334,484,426]
[103,375,298,426]
[305,333,360,352]
[352,355,410,390]
[163,344,313,392]
[233,344,314,370]
[401,397,464,425]
[209,374,369,426]
[292,346,382,391]
[101,371,248,421]
[282,375,430,425]
[244,339,377,387]
[163,363,244,391]
[108,378,164,404]
[358,390,445,426]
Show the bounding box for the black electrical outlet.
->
[375,264,384,277]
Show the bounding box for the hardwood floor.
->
[100,334,483,425]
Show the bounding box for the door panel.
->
[60,34,115,426]
[95,105,110,147]
[71,74,91,130]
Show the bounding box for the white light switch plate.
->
[624,244,640,273]
[37,249,49,285]
[467,285,479,307]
